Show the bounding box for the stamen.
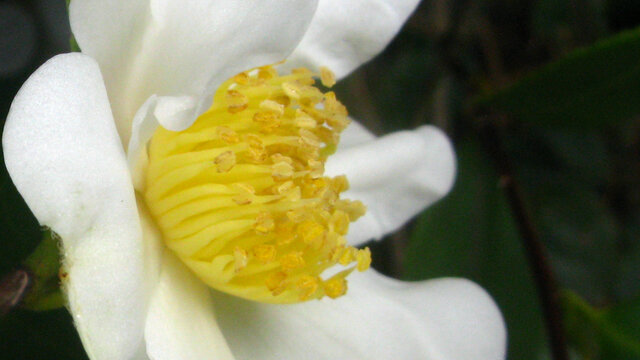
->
[226,90,249,113]
[320,66,336,88]
[214,151,236,173]
[323,278,347,299]
[143,64,369,303]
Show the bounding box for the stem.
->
[477,117,570,360]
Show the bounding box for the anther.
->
[252,244,277,263]
[323,278,347,299]
[226,90,249,113]
[214,151,236,173]
[280,252,306,272]
[356,248,372,272]
[143,64,369,303]
[233,247,248,272]
[320,66,336,88]
[254,212,275,234]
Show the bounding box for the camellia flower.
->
[3,0,506,359]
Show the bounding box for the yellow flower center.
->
[143,65,371,303]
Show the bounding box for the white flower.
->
[2,1,506,359]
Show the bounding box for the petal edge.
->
[212,271,506,360]
[327,125,456,245]
[3,53,146,360]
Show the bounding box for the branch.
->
[476,115,570,360]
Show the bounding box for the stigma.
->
[143,65,370,303]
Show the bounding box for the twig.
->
[476,115,570,360]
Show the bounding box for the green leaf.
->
[476,27,640,129]
[21,231,64,311]
[403,139,548,359]
[563,291,640,359]
[65,0,80,52]
[70,36,80,53]
[600,298,640,359]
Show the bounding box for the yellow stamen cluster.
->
[143,65,370,303]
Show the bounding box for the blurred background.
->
[1,0,640,359]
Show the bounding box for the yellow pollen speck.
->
[233,72,250,85]
[272,161,294,179]
[356,248,372,272]
[308,159,324,179]
[323,278,347,299]
[252,244,277,263]
[294,113,317,129]
[258,66,277,80]
[271,153,292,164]
[324,92,347,114]
[232,183,254,205]
[280,252,306,272]
[253,111,281,133]
[330,210,350,235]
[217,126,239,143]
[233,247,248,272]
[275,180,295,194]
[339,248,356,266]
[320,66,336,87]
[214,151,236,173]
[265,271,288,295]
[286,207,308,223]
[297,275,319,300]
[298,220,325,249]
[281,81,303,100]
[299,128,322,147]
[143,64,369,304]
[292,67,312,75]
[260,99,285,115]
[254,212,275,234]
[331,175,350,193]
[226,90,249,113]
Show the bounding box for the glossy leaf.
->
[477,27,640,129]
[563,291,640,359]
[22,231,64,311]
[403,139,548,360]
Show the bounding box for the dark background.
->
[1,0,640,359]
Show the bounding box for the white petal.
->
[70,0,319,146]
[126,95,198,191]
[212,271,506,360]
[327,125,456,245]
[283,0,421,79]
[3,54,146,360]
[145,251,234,360]
[339,119,377,149]
[127,96,161,191]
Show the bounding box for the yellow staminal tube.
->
[143,65,371,303]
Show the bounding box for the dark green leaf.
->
[563,291,640,359]
[22,231,64,311]
[476,27,640,129]
[403,139,548,359]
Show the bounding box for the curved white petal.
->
[3,54,146,360]
[145,251,234,360]
[126,94,199,191]
[327,125,456,245]
[282,0,421,79]
[339,119,377,149]
[212,271,506,360]
[70,0,319,146]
